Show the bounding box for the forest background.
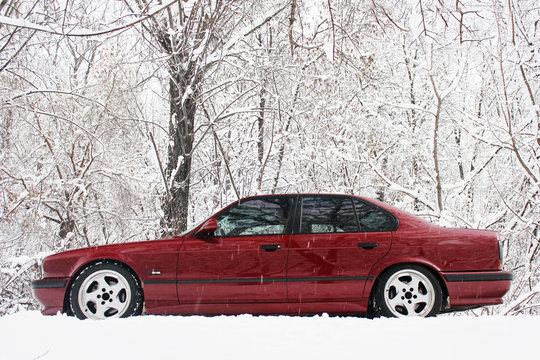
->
[0,0,538,315]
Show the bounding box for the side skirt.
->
[144,300,369,316]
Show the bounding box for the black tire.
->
[373,264,442,317]
[69,261,143,319]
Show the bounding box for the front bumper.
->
[31,278,70,315]
[442,271,513,308]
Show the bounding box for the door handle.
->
[358,242,378,249]
[260,244,282,251]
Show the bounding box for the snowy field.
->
[0,312,538,360]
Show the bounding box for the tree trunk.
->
[162,73,197,235]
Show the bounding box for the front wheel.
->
[374,265,442,317]
[69,262,143,320]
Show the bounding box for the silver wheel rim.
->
[77,269,131,320]
[383,269,435,317]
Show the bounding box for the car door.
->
[287,195,395,303]
[177,195,294,304]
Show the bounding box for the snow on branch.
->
[0,0,178,37]
[368,160,438,212]
[503,282,540,315]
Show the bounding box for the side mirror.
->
[194,218,218,237]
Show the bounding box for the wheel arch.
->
[62,258,144,314]
[367,262,449,313]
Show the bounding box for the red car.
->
[32,194,512,319]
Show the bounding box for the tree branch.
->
[0,0,178,37]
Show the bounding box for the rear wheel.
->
[375,265,442,317]
[69,262,143,320]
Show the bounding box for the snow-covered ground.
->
[0,312,538,360]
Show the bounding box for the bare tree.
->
[124,0,251,234]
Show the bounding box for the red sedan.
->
[32,194,512,319]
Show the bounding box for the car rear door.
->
[286,195,394,303]
[177,196,294,304]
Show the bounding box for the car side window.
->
[353,199,396,232]
[214,197,293,236]
[300,196,359,233]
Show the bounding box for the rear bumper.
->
[442,271,513,307]
[31,278,70,315]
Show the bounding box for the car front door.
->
[287,195,395,303]
[177,196,294,304]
